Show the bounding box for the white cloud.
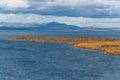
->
[32,0,112,9]
[0,13,120,28]
[0,0,119,17]
[32,0,120,16]
[0,0,29,9]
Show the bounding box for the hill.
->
[0,22,118,31]
[29,22,81,31]
[0,22,80,31]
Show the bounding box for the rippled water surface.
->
[0,30,120,80]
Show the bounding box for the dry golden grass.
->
[74,41,120,55]
[11,36,120,55]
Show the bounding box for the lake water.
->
[0,30,120,80]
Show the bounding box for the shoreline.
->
[11,36,120,55]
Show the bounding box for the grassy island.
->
[11,36,120,55]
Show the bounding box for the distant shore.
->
[11,36,120,55]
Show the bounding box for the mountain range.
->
[0,22,118,31]
[0,22,80,31]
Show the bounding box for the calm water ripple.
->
[0,30,120,80]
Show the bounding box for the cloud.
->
[0,0,29,9]
[35,0,119,10]
[23,0,120,18]
[32,0,111,12]
[0,13,120,28]
[0,0,120,18]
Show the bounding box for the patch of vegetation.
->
[11,36,120,55]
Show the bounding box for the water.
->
[0,30,120,80]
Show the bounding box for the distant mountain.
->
[0,27,30,30]
[30,22,81,31]
[88,27,120,31]
[0,22,40,28]
[0,22,118,31]
[0,22,81,31]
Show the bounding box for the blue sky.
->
[0,0,120,27]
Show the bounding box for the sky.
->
[0,0,120,28]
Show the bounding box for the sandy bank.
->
[11,36,120,55]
